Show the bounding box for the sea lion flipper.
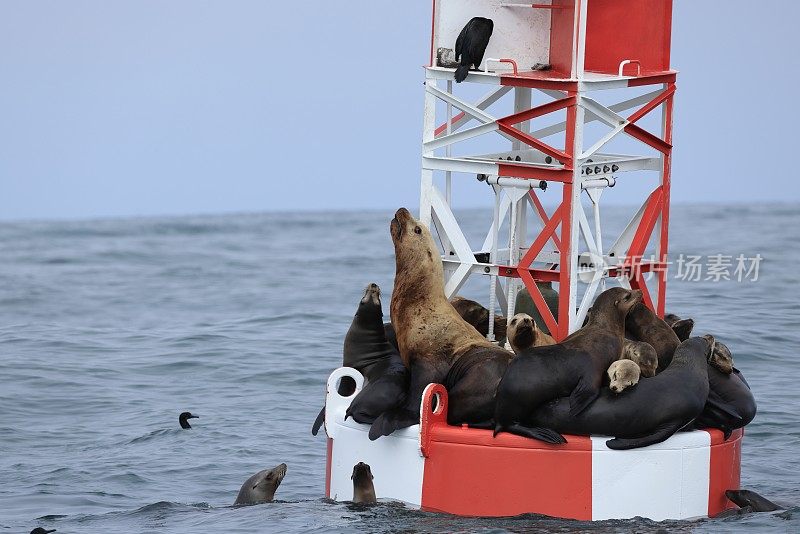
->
[311,405,326,436]
[368,408,417,441]
[705,392,744,421]
[725,489,780,512]
[605,422,680,450]
[568,376,600,416]
[496,423,566,444]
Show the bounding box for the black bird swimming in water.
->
[179,411,199,429]
[454,17,494,83]
[31,528,56,534]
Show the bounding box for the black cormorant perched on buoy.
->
[454,17,494,83]
[179,411,198,429]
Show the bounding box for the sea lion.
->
[507,313,554,354]
[311,284,408,435]
[179,411,198,429]
[30,529,56,534]
[725,489,780,512]
[707,337,734,374]
[351,462,377,504]
[494,286,643,440]
[663,313,682,326]
[607,359,641,393]
[625,302,681,371]
[528,337,712,449]
[370,209,548,440]
[621,339,657,377]
[233,463,287,506]
[450,295,507,343]
[695,366,756,438]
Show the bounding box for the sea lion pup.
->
[625,302,681,371]
[528,337,712,450]
[233,463,287,506]
[725,489,780,513]
[351,462,377,504]
[607,359,641,393]
[369,209,561,441]
[454,17,493,83]
[620,339,657,377]
[507,313,555,354]
[312,284,408,435]
[450,295,507,343]
[494,287,642,440]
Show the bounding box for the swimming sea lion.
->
[607,359,641,393]
[725,489,780,512]
[625,302,680,371]
[233,463,287,506]
[507,313,554,354]
[30,529,56,534]
[450,296,507,343]
[494,286,643,439]
[370,209,548,440]
[179,411,198,429]
[528,337,712,449]
[312,284,408,435]
[351,462,377,504]
[621,339,657,377]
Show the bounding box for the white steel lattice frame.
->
[419,67,676,342]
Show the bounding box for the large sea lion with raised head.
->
[493,286,642,439]
[528,337,712,449]
[233,463,287,506]
[369,209,562,442]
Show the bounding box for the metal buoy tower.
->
[420,0,676,340]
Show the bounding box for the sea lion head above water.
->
[351,462,377,504]
[233,463,287,506]
[607,359,641,393]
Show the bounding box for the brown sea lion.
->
[607,359,641,393]
[621,339,658,377]
[507,313,555,354]
[625,302,681,371]
[369,209,562,442]
[351,462,377,504]
[494,286,642,439]
[450,296,507,343]
[233,463,287,506]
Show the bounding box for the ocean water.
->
[1,204,798,533]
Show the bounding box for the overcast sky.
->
[1,1,798,221]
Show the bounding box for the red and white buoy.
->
[321,1,743,519]
[323,367,742,520]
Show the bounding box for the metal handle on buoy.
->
[484,58,519,75]
[618,59,642,77]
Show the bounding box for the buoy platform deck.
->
[322,367,742,521]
